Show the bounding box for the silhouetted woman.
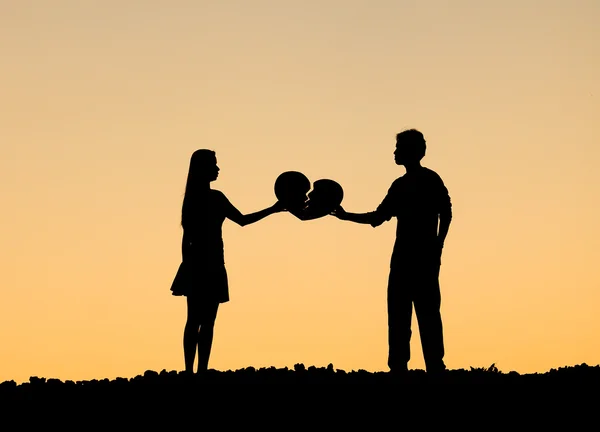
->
[171,149,283,374]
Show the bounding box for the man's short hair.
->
[396,129,426,161]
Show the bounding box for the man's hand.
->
[331,205,348,220]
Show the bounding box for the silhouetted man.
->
[333,129,452,374]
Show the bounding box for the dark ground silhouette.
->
[2,364,598,426]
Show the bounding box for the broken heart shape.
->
[274,171,344,221]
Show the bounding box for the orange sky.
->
[1,0,599,384]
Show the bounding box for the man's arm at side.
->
[437,182,452,248]
[438,210,451,248]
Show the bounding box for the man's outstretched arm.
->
[331,206,387,227]
[332,182,395,227]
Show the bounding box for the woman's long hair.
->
[181,149,216,228]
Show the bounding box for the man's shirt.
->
[375,167,452,267]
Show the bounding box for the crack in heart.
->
[275,171,344,221]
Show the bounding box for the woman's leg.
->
[196,301,219,373]
[183,296,202,373]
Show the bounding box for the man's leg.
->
[414,264,445,373]
[387,267,413,372]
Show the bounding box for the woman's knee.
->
[184,318,201,331]
[200,312,217,328]
[201,303,219,324]
[200,321,215,331]
[187,299,218,325]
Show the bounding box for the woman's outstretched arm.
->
[226,200,285,227]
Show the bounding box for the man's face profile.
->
[394,140,422,165]
[394,141,406,165]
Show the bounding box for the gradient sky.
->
[1,0,599,384]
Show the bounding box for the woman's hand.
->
[272,201,287,213]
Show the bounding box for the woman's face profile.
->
[209,158,219,181]
[201,155,219,182]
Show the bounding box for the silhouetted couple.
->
[171,129,452,376]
